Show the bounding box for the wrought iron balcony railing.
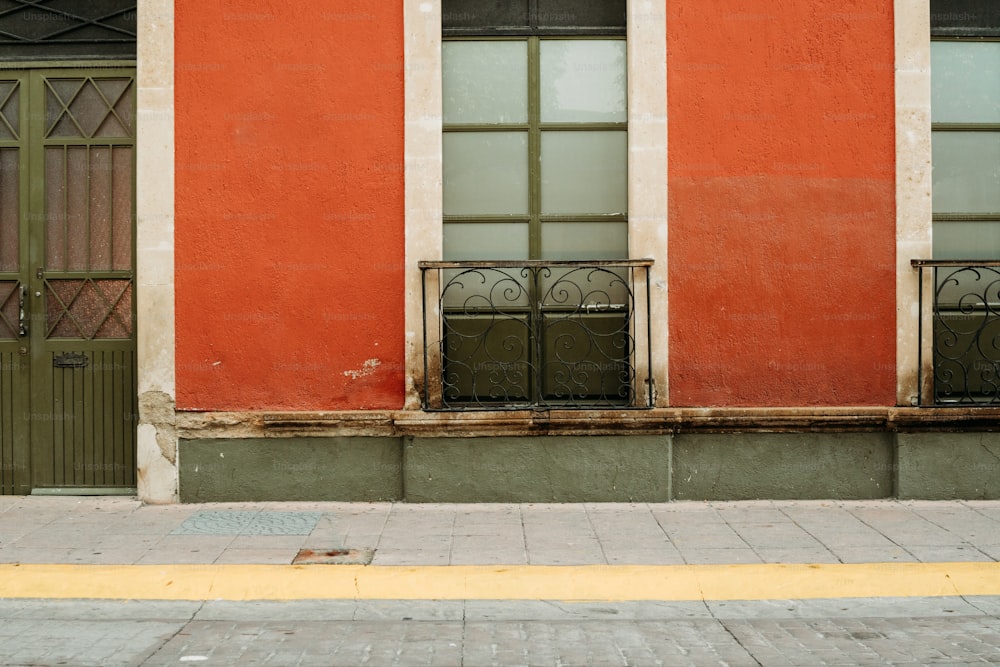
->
[419,260,654,411]
[912,260,1000,405]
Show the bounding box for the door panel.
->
[0,67,136,494]
[42,348,136,487]
[0,74,28,493]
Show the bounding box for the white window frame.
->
[895,0,934,405]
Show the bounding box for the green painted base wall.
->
[177,432,1000,502]
[179,437,403,502]
[672,433,894,500]
[896,433,1000,500]
[404,436,671,503]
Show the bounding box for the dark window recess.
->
[0,1,136,60]
[443,0,625,35]
[931,0,1000,37]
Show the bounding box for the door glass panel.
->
[540,40,626,122]
[46,146,126,272]
[0,81,19,139]
[444,132,529,215]
[540,221,628,260]
[444,222,529,260]
[45,146,65,269]
[95,79,133,137]
[444,41,528,124]
[933,221,1000,260]
[541,130,627,214]
[45,279,132,339]
[0,148,17,272]
[111,80,135,136]
[95,280,132,338]
[89,147,112,270]
[932,132,1000,213]
[46,78,85,137]
[47,78,122,139]
[111,146,132,270]
[932,42,1000,123]
[66,146,89,270]
[0,281,17,339]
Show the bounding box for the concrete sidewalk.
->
[2,496,999,569]
[3,497,1000,665]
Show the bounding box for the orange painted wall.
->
[667,1,896,406]
[174,2,404,410]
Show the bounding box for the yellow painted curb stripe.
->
[1,563,1000,601]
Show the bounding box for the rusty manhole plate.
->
[292,548,374,565]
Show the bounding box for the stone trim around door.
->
[136,0,178,503]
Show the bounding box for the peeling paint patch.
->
[343,358,381,380]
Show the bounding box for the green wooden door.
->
[0,72,33,494]
[0,67,136,494]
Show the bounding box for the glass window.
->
[443,41,528,124]
[931,40,1000,260]
[443,132,530,216]
[540,40,626,123]
[442,36,627,260]
[436,5,633,408]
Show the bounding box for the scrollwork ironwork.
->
[921,263,1000,405]
[421,260,651,410]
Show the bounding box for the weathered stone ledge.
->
[173,407,1000,439]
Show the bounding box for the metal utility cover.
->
[171,511,324,536]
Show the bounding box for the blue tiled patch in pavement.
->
[171,511,324,536]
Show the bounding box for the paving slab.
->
[1,598,999,666]
[3,496,1000,572]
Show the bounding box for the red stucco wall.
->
[667,1,896,406]
[174,1,896,412]
[175,2,404,410]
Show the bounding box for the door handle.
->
[18,283,26,336]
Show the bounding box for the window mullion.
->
[528,36,541,260]
[527,36,541,403]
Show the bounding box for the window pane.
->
[444,222,529,260]
[934,221,1000,259]
[444,132,529,215]
[444,41,528,124]
[537,0,626,29]
[930,0,1000,35]
[443,314,531,403]
[442,0,528,31]
[932,42,1000,123]
[541,131,627,215]
[540,40,626,122]
[541,313,629,403]
[932,132,1000,213]
[540,221,627,260]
